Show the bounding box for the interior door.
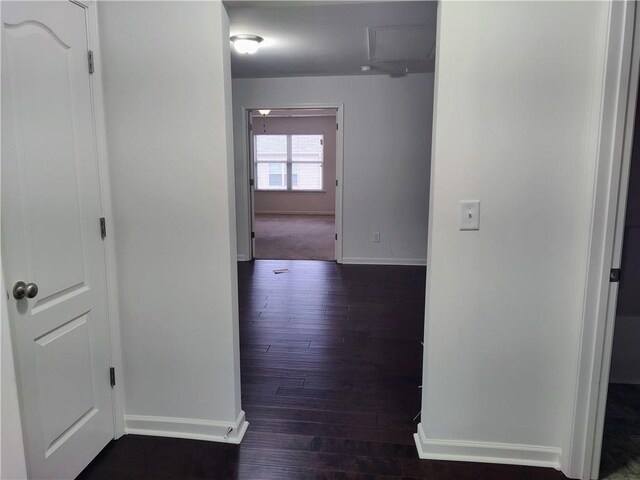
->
[2,2,115,478]
[248,113,257,258]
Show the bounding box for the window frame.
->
[254,133,325,192]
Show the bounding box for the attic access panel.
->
[367,25,435,74]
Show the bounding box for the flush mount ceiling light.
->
[258,109,271,116]
[230,34,263,55]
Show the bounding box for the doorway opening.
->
[229,0,436,477]
[598,79,640,480]
[247,107,341,261]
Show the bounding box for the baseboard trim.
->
[413,424,561,469]
[609,378,640,384]
[342,257,427,266]
[255,211,335,216]
[237,254,251,262]
[125,411,249,444]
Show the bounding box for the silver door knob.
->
[13,281,38,300]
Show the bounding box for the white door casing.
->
[243,105,344,262]
[2,1,114,478]
[249,114,256,258]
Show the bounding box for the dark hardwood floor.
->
[78,260,568,479]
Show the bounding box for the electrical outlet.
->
[372,232,380,243]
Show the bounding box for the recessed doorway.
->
[247,107,341,261]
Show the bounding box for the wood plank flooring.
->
[78,260,568,479]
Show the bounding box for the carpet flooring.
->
[254,214,335,261]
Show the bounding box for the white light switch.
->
[459,200,480,231]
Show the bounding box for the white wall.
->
[1,1,28,468]
[1,270,27,479]
[416,0,610,470]
[233,74,434,265]
[98,1,246,441]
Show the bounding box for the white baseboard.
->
[342,257,427,266]
[413,424,561,469]
[237,254,251,262]
[255,210,335,216]
[125,410,249,444]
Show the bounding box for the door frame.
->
[2,0,126,449]
[240,103,345,262]
[563,1,640,478]
[84,0,126,439]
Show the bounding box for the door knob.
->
[13,281,38,300]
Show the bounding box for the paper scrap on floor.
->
[273,268,289,274]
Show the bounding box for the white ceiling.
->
[225,1,438,78]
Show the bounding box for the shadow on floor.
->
[599,384,640,479]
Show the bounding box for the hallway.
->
[78,261,568,479]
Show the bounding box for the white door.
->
[2,2,114,478]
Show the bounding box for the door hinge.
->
[248,123,253,132]
[610,268,622,283]
[336,123,339,130]
[335,233,338,240]
[249,179,254,187]
[336,179,339,187]
[100,217,107,239]
[251,231,255,239]
[109,367,116,387]
[88,50,94,75]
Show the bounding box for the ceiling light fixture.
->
[258,109,271,116]
[230,34,264,55]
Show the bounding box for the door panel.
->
[2,2,114,478]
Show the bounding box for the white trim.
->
[240,103,344,263]
[237,254,250,262]
[255,191,328,194]
[564,1,640,479]
[335,104,344,264]
[85,1,126,439]
[125,411,249,445]
[341,257,426,266]
[255,210,335,216]
[414,424,561,470]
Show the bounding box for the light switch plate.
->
[459,200,480,231]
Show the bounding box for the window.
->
[255,135,287,191]
[255,134,324,191]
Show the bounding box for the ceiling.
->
[225,1,438,78]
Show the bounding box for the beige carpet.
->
[254,214,335,260]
